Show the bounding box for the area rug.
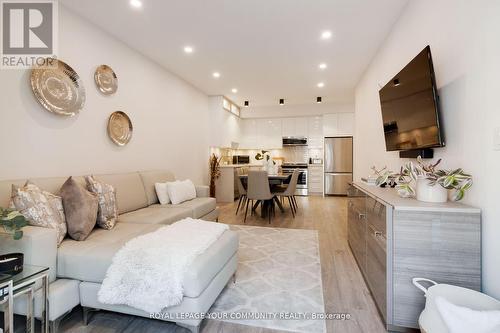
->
[210,225,326,333]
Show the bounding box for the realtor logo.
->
[1,0,58,69]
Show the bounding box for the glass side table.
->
[0,265,49,333]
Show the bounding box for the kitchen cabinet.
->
[307,116,323,148]
[281,117,308,137]
[258,118,282,149]
[307,165,323,194]
[347,183,481,331]
[240,119,258,149]
[323,113,354,137]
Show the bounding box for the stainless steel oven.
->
[281,163,308,196]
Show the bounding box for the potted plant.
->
[255,150,277,175]
[1,208,28,274]
[209,153,221,198]
[1,207,28,240]
[376,156,472,202]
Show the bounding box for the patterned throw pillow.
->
[10,182,67,245]
[85,175,118,230]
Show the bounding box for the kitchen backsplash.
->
[212,146,323,165]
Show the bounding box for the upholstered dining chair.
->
[245,170,275,223]
[276,169,300,218]
[235,176,248,215]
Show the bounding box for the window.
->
[223,97,240,117]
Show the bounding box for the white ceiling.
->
[60,0,408,107]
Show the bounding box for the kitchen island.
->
[215,164,262,203]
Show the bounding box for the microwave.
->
[282,137,308,146]
[232,155,250,164]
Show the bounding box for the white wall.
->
[0,6,210,184]
[241,102,354,118]
[354,0,500,298]
[208,96,241,148]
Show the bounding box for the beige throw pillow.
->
[10,181,67,245]
[85,175,118,230]
[60,177,98,241]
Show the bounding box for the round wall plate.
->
[94,65,118,95]
[30,58,86,116]
[107,111,133,146]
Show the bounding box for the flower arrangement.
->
[0,207,28,240]
[209,153,222,198]
[376,156,472,201]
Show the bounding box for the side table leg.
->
[1,281,14,333]
[41,274,49,333]
[26,286,35,333]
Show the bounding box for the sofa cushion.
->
[139,170,175,205]
[95,173,148,215]
[85,175,118,230]
[57,223,160,282]
[11,182,67,245]
[119,206,192,225]
[159,197,217,219]
[60,177,98,241]
[57,223,239,298]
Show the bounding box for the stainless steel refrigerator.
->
[324,137,353,195]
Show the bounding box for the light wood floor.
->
[11,196,386,333]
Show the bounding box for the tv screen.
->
[379,46,444,152]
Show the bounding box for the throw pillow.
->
[167,180,196,205]
[154,182,170,205]
[85,175,118,230]
[10,182,67,245]
[60,177,98,241]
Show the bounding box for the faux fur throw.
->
[98,218,229,313]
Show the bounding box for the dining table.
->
[238,174,290,218]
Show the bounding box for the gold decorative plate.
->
[30,59,86,116]
[94,65,118,95]
[107,111,133,146]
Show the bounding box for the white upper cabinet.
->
[281,118,296,137]
[258,118,282,149]
[323,113,354,137]
[307,116,324,148]
[281,118,308,137]
[240,118,282,149]
[240,119,258,149]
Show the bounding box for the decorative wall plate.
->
[94,65,118,95]
[30,59,86,116]
[107,111,133,146]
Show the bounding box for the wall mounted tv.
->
[379,46,445,158]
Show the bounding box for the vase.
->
[416,178,448,203]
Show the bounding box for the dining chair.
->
[245,170,275,223]
[276,169,300,217]
[235,176,248,215]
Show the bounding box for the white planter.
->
[416,178,448,203]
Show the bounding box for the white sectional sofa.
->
[0,170,238,333]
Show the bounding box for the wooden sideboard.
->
[348,182,481,331]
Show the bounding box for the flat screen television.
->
[379,46,445,153]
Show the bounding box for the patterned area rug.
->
[211,225,326,333]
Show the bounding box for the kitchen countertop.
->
[353,181,480,214]
[219,164,262,168]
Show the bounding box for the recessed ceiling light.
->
[183,46,194,54]
[318,63,327,70]
[317,82,325,88]
[212,72,220,78]
[321,30,332,40]
[130,0,142,9]
[231,88,238,93]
